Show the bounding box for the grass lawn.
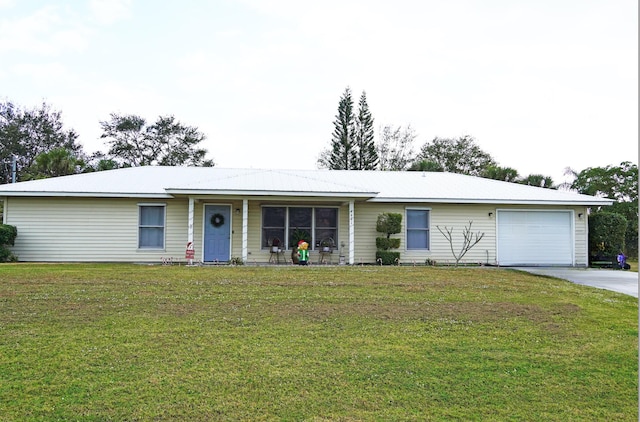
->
[0,264,637,421]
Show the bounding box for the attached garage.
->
[497,210,574,266]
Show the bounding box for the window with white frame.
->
[262,206,286,249]
[406,209,430,250]
[262,206,338,249]
[138,204,166,249]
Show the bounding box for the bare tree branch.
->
[437,221,485,266]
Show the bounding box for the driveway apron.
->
[514,267,638,298]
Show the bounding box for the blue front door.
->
[204,205,231,262]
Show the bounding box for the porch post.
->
[349,200,355,265]
[242,199,248,263]
[188,197,195,264]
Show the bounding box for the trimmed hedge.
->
[375,213,402,265]
[376,237,401,250]
[376,251,400,265]
[588,212,626,258]
[0,224,17,262]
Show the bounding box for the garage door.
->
[497,210,573,266]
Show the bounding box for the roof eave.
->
[0,191,173,199]
[164,189,377,198]
[368,197,615,206]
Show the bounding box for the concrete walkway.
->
[515,267,638,298]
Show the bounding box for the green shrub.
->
[375,213,402,264]
[230,257,244,266]
[0,224,17,245]
[589,212,627,257]
[0,224,17,262]
[376,237,401,250]
[376,251,400,265]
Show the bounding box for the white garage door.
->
[497,210,573,266]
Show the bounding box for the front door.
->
[204,205,231,262]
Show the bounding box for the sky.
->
[0,0,637,185]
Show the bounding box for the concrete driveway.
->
[514,267,638,298]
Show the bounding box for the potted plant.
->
[320,238,333,252]
[270,237,281,253]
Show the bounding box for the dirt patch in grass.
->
[270,300,577,326]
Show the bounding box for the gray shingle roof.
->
[0,166,613,205]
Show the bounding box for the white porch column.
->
[349,200,355,265]
[242,199,248,263]
[187,197,195,264]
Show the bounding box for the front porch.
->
[184,197,357,265]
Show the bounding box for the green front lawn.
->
[0,264,637,420]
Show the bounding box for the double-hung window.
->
[406,209,430,250]
[139,204,166,249]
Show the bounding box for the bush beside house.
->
[588,212,627,264]
[0,224,17,262]
[375,213,402,265]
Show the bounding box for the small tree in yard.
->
[0,224,17,262]
[376,213,402,265]
[437,221,485,266]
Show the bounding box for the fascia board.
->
[164,189,377,198]
[0,191,173,198]
[367,197,615,206]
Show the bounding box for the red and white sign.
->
[185,241,195,260]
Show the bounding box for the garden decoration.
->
[210,213,225,227]
[297,240,309,265]
[290,228,310,264]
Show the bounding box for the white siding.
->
[5,197,189,262]
[421,204,496,265]
[351,203,496,265]
[350,203,587,266]
[574,207,589,267]
[3,196,589,266]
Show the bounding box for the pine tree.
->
[328,87,356,170]
[354,91,378,170]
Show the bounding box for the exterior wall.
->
[352,202,497,265]
[575,206,589,266]
[5,197,189,262]
[351,202,588,266]
[4,196,590,266]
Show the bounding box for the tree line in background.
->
[0,101,213,184]
[319,87,637,257]
[319,87,556,188]
[1,97,637,257]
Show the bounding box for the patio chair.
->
[268,237,284,264]
[318,237,335,264]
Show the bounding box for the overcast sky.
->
[1,0,637,184]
